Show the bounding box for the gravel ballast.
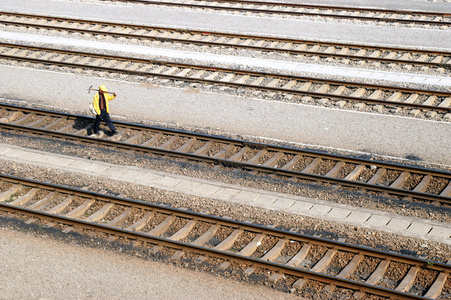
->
[0,0,450,298]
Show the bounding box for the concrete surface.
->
[0,227,298,300]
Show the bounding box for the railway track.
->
[1,173,449,299]
[1,11,450,72]
[1,42,450,117]
[1,103,450,206]
[106,0,451,27]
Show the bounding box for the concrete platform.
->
[1,143,449,245]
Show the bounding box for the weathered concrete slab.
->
[406,222,433,236]
[270,198,295,210]
[326,207,351,220]
[364,215,391,228]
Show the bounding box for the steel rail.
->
[1,173,449,271]
[0,202,429,300]
[111,0,451,26]
[1,107,450,205]
[1,103,451,179]
[1,174,448,299]
[1,43,450,113]
[0,11,449,68]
